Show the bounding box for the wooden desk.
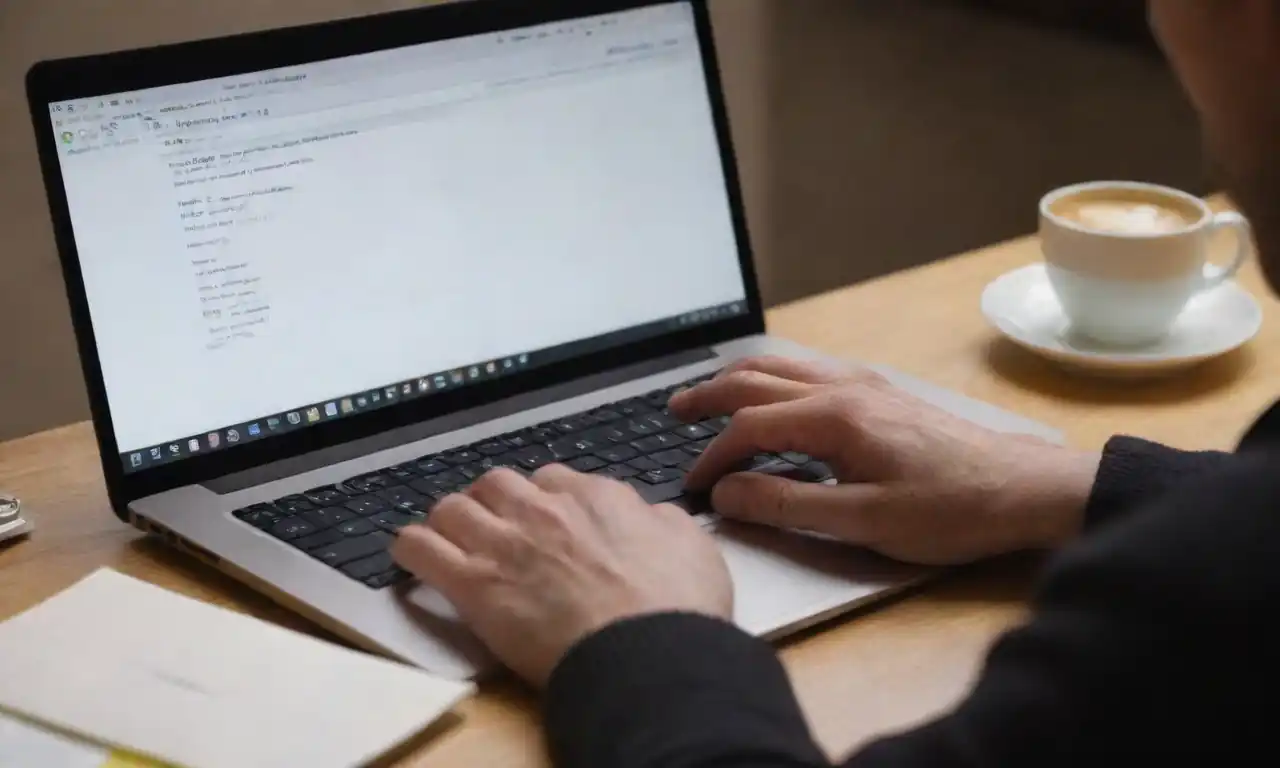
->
[3,205,1277,765]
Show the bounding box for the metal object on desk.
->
[0,492,32,543]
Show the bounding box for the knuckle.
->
[829,392,867,430]
[725,369,768,389]
[768,478,797,519]
[847,366,890,388]
[531,463,569,483]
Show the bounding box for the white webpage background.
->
[53,4,747,453]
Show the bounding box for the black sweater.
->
[544,404,1280,766]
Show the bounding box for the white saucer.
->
[981,263,1263,378]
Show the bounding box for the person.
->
[392,2,1280,765]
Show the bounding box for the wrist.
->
[1007,447,1102,549]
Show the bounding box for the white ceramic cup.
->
[1039,181,1251,346]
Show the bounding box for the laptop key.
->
[590,409,623,424]
[700,416,732,434]
[342,551,395,582]
[313,531,393,567]
[651,449,690,468]
[270,517,317,541]
[386,464,418,482]
[343,495,389,516]
[441,449,483,466]
[589,426,630,444]
[640,468,686,486]
[673,424,714,441]
[415,458,450,476]
[548,438,597,461]
[294,528,345,552]
[304,487,349,506]
[375,486,428,509]
[346,474,393,493]
[302,506,355,530]
[627,456,662,472]
[683,438,715,456]
[596,464,640,480]
[802,461,835,482]
[622,420,659,438]
[513,446,554,471]
[365,569,411,589]
[568,456,607,473]
[617,399,652,417]
[529,427,560,444]
[642,412,681,431]
[679,457,699,472]
[234,504,282,529]
[780,452,811,466]
[632,433,687,454]
[502,432,535,450]
[337,518,377,537]
[476,441,509,457]
[627,478,686,505]
[276,495,315,515]
[595,445,638,464]
[371,509,424,533]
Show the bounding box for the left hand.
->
[392,465,733,687]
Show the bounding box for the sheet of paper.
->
[0,569,473,768]
[0,708,167,767]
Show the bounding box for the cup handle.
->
[1201,210,1252,290]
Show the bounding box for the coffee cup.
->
[1038,181,1251,346]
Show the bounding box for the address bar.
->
[158,79,490,157]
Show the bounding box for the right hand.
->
[670,357,1101,565]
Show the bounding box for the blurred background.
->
[0,0,1204,441]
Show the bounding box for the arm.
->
[546,454,1279,768]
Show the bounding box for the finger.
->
[669,369,813,421]
[429,492,512,554]
[393,524,471,592]
[717,355,848,385]
[467,467,544,513]
[529,462,594,494]
[684,397,842,490]
[712,473,886,545]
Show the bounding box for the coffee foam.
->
[1069,202,1189,235]
[1049,187,1203,236]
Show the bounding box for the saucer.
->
[981,264,1262,378]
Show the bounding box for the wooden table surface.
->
[2,196,1275,765]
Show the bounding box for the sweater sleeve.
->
[1083,435,1233,529]
[544,454,1279,768]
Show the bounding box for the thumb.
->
[710,473,888,546]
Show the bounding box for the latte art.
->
[1069,202,1191,235]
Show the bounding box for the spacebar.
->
[628,479,686,505]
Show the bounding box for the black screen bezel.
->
[24,0,765,515]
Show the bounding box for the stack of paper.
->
[0,569,473,768]
[0,709,166,767]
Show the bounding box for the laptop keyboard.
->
[232,372,834,589]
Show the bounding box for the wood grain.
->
[2,196,1273,765]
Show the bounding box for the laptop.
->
[26,0,1058,679]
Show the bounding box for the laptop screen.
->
[44,2,748,474]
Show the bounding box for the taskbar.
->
[120,298,748,473]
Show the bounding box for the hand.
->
[670,357,1101,565]
[392,465,732,687]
